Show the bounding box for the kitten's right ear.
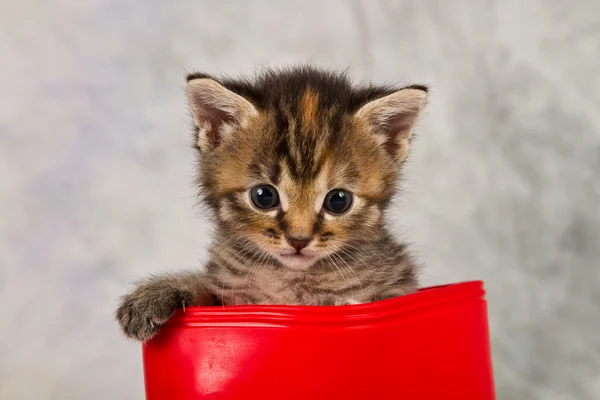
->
[186,76,257,152]
[354,85,427,164]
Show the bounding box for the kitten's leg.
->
[115,272,215,341]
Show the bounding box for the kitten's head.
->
[187,67,427,270]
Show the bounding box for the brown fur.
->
[116,66,428,341]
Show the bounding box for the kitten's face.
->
[207,114,391,270]
[188,68,426,270]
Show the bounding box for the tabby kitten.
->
[116,67,428,341]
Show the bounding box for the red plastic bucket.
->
[142,280,495,399]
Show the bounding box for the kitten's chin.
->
[276,253,319,270]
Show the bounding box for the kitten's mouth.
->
[277,250,318,268]
[280,253,315,260]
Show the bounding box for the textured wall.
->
[1,0,599,399]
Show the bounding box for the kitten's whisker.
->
[254,254,271,304]
[211,238,257,306]
[327,252,351,288]
[240,251,260,289]
[244,246,269,290]
[225,237,272,303]
[331,251,363,292]
[327,239,382,285]
[324,254,345,286]
[334,244,376,287]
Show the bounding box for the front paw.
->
[115,282,193,341]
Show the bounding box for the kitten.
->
[116,67,428,341]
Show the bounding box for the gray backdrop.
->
[1,1,598,399]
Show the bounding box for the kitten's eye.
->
[323,189,352,214]
[250,185,280,210]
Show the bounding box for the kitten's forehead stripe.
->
[248,161,263,180]
[301,88,319,128]
[269,163,281,185]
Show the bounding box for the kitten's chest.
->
[210,259,372,305]
[245,267,362,305]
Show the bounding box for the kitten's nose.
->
[286,237,311,252]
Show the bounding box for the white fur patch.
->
[345,298,362,305]
[279,190,289,212]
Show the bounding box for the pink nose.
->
[286,237,311,252]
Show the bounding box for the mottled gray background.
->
[1,0,599,399]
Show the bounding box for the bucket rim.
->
[159,280,486,328]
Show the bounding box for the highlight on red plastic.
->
[142,281,495,399]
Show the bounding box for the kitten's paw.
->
[115,283,193,342]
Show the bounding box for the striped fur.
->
[116,67,428,340]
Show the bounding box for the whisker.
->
[243,245,270,290]
[327,252,351,286]
[335,245,376,287]
[325,254,345,285]
[211,239,257,306]
[332,251,363,291]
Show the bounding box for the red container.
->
[142,281,495,399]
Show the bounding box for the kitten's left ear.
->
[187,76,258,152]
[354,86,428,164]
